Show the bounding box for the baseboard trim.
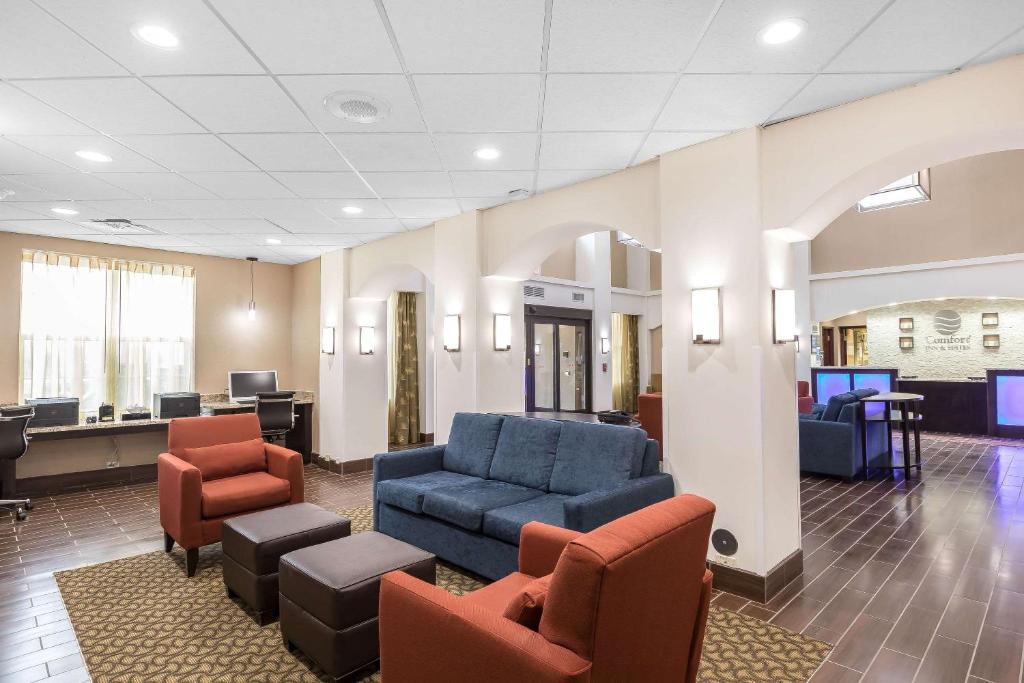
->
[709,548,803,603]
[17,463,157,496]
[341,457,373,474]
[419,432,434,443]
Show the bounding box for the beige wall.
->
[650,251,662,290]
[290,257,321,450]
[539,242,576,280]
[813,150,1024,274]
[609,234,628,288]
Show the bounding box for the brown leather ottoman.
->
[222,503,351,625]
[279,531,435,682]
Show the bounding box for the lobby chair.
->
[255,391,295,442]
[797,381,814,414]
[636,392,662,457]
[158,413,304,576]
[379,494,715,683]
[799,389,888,479]
[0,407,34,522]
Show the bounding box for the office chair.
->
[0,407,34,522]
[255,391,295,443]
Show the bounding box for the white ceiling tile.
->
[115,135,256,172]
[280,75,424,133]
[95,172,217,199]
[189,233,275,247]
[202,219,288,235]
[770,73,938,123]
[543,74,676,132]
[457,197,508,211]
[164,245,228,258]
[384,198,460,218]
[400,218,434,230]
[656,74,807,130]
[0,0,127,78]
[0,219,99,235]
[0,84,94,135]
[251,233,313,247]
[357,233,395,245]
[16,78,203,135]
[266,245,329,262]
[362,172,453,198]
[147,76,312,133]
[313,219,406,234]
[969,27,1024,66]
[156,199,256,219]
[211,0,400,74]
[548,0,719,72]
[383,0,545,72]
[199,244,289,262]
[433,133,537,171]
[328,134,442,172]
[450,171,535,197]
[140,219,224,234]
[37,0,263,76]
[300,234,365,248]
[0,139,74,174]
[184,172,296,199]
[61,234,144,247]
[0,204,51,220]
[414,75,541,132]
[536,169,615,193]
[687,0,891,74]
[270,172,373,199]
[5,173,136,200]
[314,199,393,219]
[76,199,191,219]
[539,133,644,170]
[828,0,1024,72]
[634,131,729,164]
[220,134,350,172]
[6,201,114,220]
[267,217,340,232]
[6,135,167,172]
[230,199,337,227]
[0,176,63,201]
[122,234,202,248]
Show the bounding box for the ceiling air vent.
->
[87,219,158,235]
[524,285,545,299]
[571,292,585,303]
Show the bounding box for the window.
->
[856,171,930,212]
[19,250,195,416]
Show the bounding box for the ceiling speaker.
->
[712,529,738,556]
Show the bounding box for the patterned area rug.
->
[56,506,830,682]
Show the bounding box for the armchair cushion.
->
[422,480,543,532]
[444,413,504,478]
[488,416,560,490]
[182,437,266,481]
[502,574,553,631]
[168,413,261,457]
[548,421,645,496]
[201,471,290,518]
[482,493,569,545]
[377,470,480,514]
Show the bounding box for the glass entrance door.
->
[526,317,590,412]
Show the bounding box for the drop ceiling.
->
[0,0,1022,265]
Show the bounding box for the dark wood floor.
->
[2,432,1023,682]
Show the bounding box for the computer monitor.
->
[228,370,278,403]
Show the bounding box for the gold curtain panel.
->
[388,291,420,446]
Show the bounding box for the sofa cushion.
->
[851,388,878,400]
[482,493,569,545]
[443,413,504,478]
[822,392,856,422]
[183,437,266,481]
[502,574,553,631]
[201,471,290,518]
[376,470,480,514]
[548,421,645,496]
[488,416,561,490]
[422,480,544,532]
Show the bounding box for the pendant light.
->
[247,256,258,321]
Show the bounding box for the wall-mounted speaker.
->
[712,529,738,556]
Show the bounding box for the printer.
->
[153,392,201,419]
[25,397,79,427]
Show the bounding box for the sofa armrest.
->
[519,522,584,578]
[157,452,203,549]
[373,444,445,483]
[265,442,304,503]
[563,473,675,533]
[379,571,591,683]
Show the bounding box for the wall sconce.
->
[982,313,999,328]
[772,289,797,344]
[493,314,512,351]
[600,337,610,354]
[359,326,375,355]
[443,314,461,352]
[899,317,914,332]
[899,336,914,350]
[321,326,335,354]
[691,288,721,344]
[984,334,1001,349]
[246,256,258,321]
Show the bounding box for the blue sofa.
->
[799,388,890,479]
[373,412,672,580]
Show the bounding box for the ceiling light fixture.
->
[265,237,282,245]
[131,23,180,49]
[758,18,806,45]
[51,207,78,216]
[247,257,258,321]
[324,91,391,124]
[75,150,112,163]
[342,205,364,215]
[474,147,501,161]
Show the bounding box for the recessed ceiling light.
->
[75,149,112,163]
[474,147,501,161]
[342,205,364,215]
[758,18,806,45]
[131,23,180,49]
[51,207,78,216]
[324,91,391,124]
[266,237,282,245]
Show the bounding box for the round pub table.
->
[859,392,924,479]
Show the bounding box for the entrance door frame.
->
[839,325,868,366]
[524,305,593,413]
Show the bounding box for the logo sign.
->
[933,309,962,335]
[926,309,970,351]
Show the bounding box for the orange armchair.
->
[379,494,715,683]
[158,413,303,576]
[797,380,814,414]
[636,392,662,457]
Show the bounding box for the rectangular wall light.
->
[600,337,610,354]
[359,326,375,355]
[321,326,335,354]
[443,314,461,352]
[691,288,721,344]
[493,314,512,351]
[772,289,797,344]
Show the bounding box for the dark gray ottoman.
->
[279,531,435,682]
[222,503,351,625]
